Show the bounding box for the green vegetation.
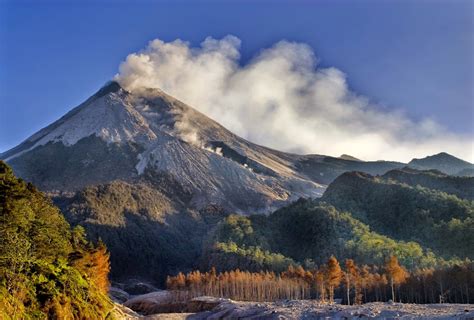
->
[46,165,472,292]
[205,200,439,273]
[322,171,474,259]
[382,167,474,200]
[56,180,228,285]
[203,241,296,273]
[0,161,113,319]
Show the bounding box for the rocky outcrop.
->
[123,292,228,316]
[124,291,181,315]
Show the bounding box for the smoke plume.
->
[115,35,473,162]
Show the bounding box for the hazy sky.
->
[0,0,473,160]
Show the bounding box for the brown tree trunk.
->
[391,278,395,302]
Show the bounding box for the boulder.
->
[185,296,228,313]
[124,290,186,315]
[109,286,130,303]
[124,280,159,295]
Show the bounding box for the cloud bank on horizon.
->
[115,35,473,162]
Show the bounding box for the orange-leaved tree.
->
[326,256,342,303]
[385,255,408,302]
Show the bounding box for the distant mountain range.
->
[2,81,473,283]
[408,152,474,176]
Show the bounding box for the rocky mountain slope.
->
[3,82,325,213]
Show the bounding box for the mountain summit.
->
[2,81,325,212]
[408,152,474,176]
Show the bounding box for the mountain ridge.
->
[2,81,325,213]
[408,152,474,175]
[2,81,472,214]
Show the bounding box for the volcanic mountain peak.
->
[4,83,150,160]
[2,81,325,212]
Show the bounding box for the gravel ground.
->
[116,298,474,319]
[189,300,474,319]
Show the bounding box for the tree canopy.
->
[0,161,113,319]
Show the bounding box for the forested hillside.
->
[0,161,113,319]
[382,167,474,200]
[49,166,473,289]
[54,180,228,285]
[203,200,440,274]
[322,171,474,259]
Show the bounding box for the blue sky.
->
[0,0,473,155]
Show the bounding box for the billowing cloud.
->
[115,35,473,162]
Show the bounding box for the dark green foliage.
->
[60,168,470,285]
[41,164,473,288]
[56,181,229,286]
[0,161,113,319]
[322,171,474,259]
[202,241,296,273]
[383,167,474,200]
[205,200,438,273]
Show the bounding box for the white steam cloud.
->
[115,35,473,162]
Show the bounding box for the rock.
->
[111,302,141,319]
[110,286,130,303]
[185,296,228,313]
[124,290,186,315]
[124,280,159,295]
[143,314,195,320]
